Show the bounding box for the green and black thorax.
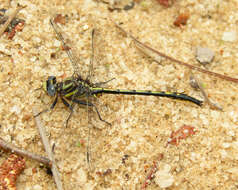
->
[43,76,94,100]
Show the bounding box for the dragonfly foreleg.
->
[34,95,58,118]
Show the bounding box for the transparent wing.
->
[87,27,111,170]
[86,28,96,170]
[89,26,111,84]
[50,18,81,78]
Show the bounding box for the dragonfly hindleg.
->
[72,98,111,126]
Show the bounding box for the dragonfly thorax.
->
[57,77,92,99]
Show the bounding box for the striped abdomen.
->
[91,88,203,106]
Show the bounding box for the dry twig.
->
[33,108,64,190]
[0,137,51,167]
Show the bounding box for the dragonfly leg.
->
[61,97,75,127]
[72,98,111,126]
[34,95,58,117]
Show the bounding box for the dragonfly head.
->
[43,76,57,96]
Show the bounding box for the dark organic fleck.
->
[125,173,129,180]
[124,2,135,11]
[50,52,56,59]
[46,167,53,176]
[122,154,129,164]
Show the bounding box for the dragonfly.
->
[37,16,203,167]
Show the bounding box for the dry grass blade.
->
[0,4,26,37]
[112,20,238,84]
[0,137,51,167]
[33,107,64,190]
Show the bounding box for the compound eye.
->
[46,76,57,96]
[48,76,56,84]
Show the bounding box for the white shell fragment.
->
[196,46,215,65]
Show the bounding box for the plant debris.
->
[96,169,112,177]
[190,75,223,110]
[53,14,67,25]
[156,0,174,7]
[173,12,190,27]
[0,154,25,190]
[141,154,163,189]
[167,125,196,145]
[0,5,25,39]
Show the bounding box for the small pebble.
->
[53,39,61,47]
[33,185,42,190]
[82,24,89,31]
[189,75,199,89]
[222,143,230,148]
[196,46,214,65]
[154,168,174,188]
[33,37,41,43]
[222,31,237,42]
[75,168,87,184]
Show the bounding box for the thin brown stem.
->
[112,20,238,83]
[0,137,51,167]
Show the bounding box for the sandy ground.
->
[0,0,238,189]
